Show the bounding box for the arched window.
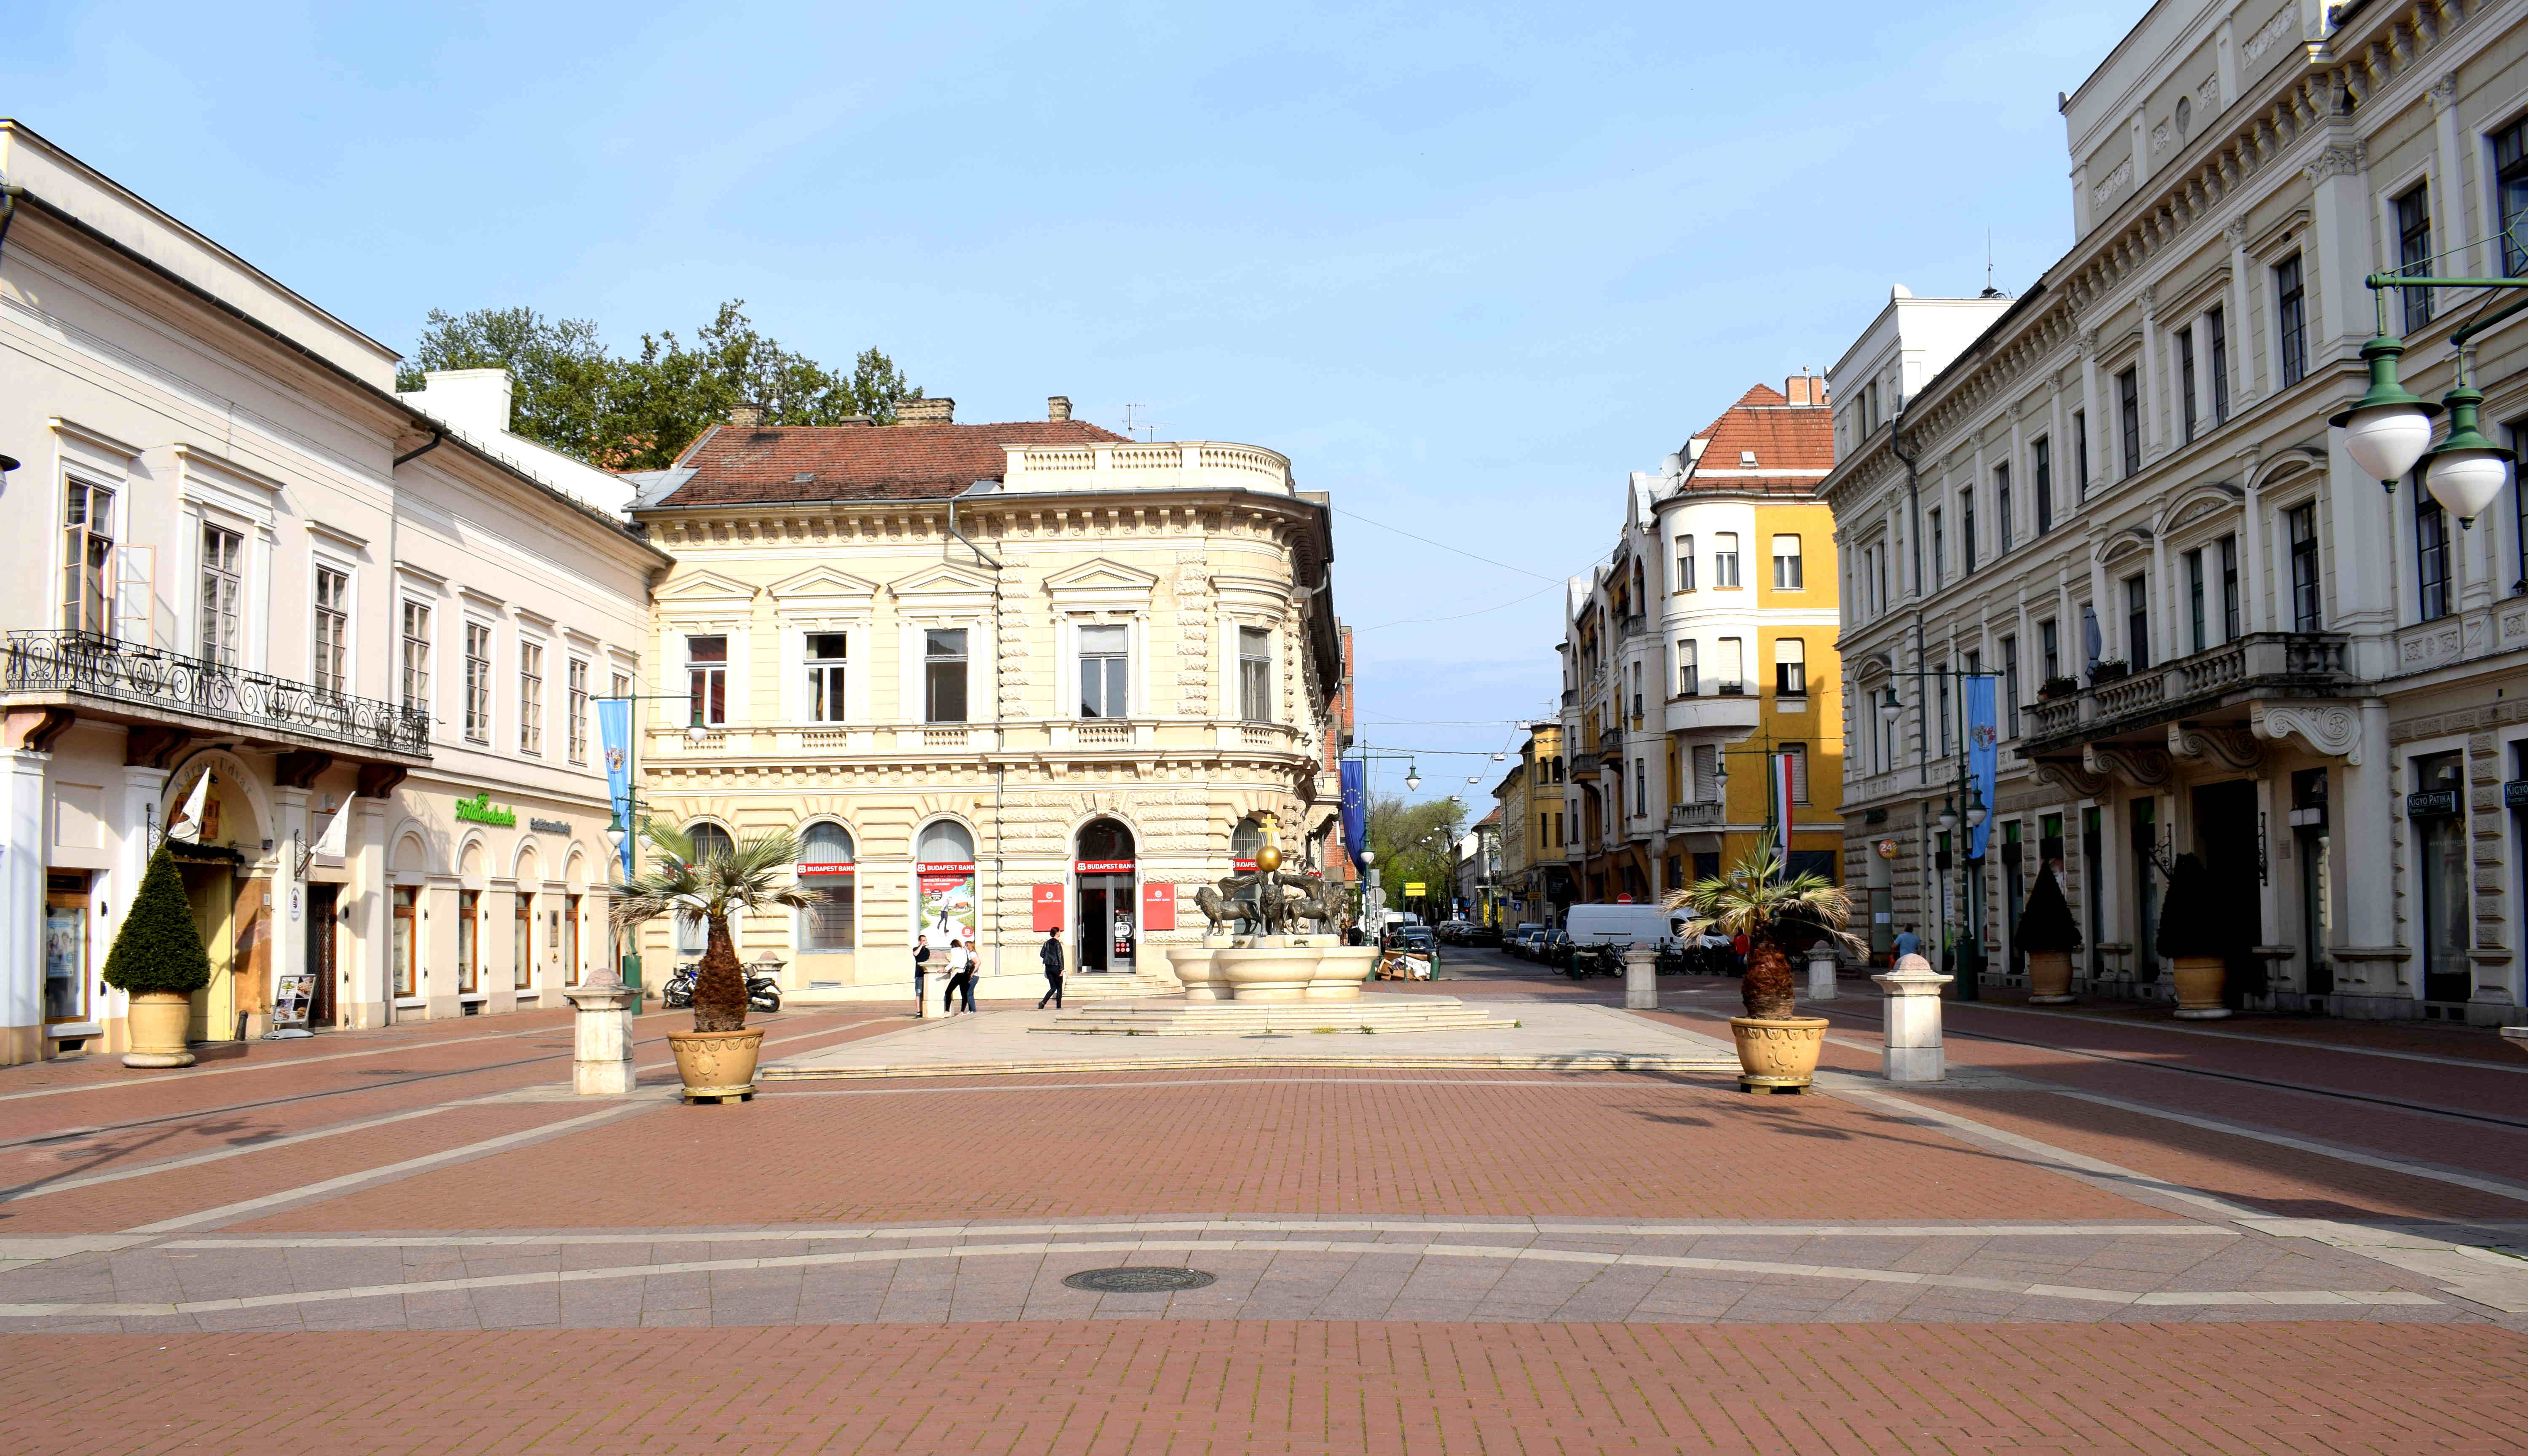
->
[1076,818,1135,861]
[801,822,854,869]
[1230,816,1264,865]
[687,823,734,862]
[916,820,975,863]
[673,822,735,953]
[798,822,855,951]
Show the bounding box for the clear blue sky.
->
[7,0,2138,809]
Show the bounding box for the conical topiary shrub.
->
[103,846,212,996]
[2152,852,2231,1019]
[2015,862,2081,1002]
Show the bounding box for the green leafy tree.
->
[1666,834,1859,1020]
[610,821,811,1033]
[1367,794,1464,918]
[399,301,920,471]
[102,846,212,996]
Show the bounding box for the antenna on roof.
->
[1980,229,2002,298]
[1120,403,1160,442]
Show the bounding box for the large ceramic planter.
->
[122,991,195,1069]
[2170,956,2230,1020]
[1729,1016,1828,1094]
[1303,946,1379,1001]
[2027,951,2077,1004]
[666,1027,765,1102]
[1168,944,1231,1002]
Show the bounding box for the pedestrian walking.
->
[954,939,979,1013]
[912,936,931,1018]
[940,938,963,1014]
[1893,924,1921,961]
[1038,926,1066,1009]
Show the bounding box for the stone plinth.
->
[1872,953,1953,1083]
[1805,950,1837,1001]
[562,982,640,1095]
[1624,944,1658,1009]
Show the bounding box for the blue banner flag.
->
[598,699,635,878]
[1339,759,1368,868]
[1965,676,1998,860]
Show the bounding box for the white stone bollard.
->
[1805,949,1838,1001]
[1624,942,1659,1009]
[1871,953,1954,1083]
[562,982,641,1095]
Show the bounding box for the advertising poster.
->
[916,862,976,949]
[271,972,313,1030]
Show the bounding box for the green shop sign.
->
[453,792,517,827]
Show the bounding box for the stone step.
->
[1034,998,1518,1036]
[1061,973,1184,1000]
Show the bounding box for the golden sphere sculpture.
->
[1254,844,1283,873]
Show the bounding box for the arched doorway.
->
[914,819,977,954]
[1074,818,1136,973]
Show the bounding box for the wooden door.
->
[307,884,340,1027]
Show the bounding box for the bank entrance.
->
[1074,818,1137,974]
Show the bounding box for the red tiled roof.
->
[654,419,1133,506]
[1685,383,1835,479]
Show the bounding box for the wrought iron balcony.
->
[2019,631,2359,755]
[5,631,432,760]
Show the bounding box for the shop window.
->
[798,822,857,952]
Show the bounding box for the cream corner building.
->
[627,399,1344,1000]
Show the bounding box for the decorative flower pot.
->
[1728,1016,1829,1094]
[2170,956,2230,1020]
[2027,951,2077,1004]
[666,1027,765,1102]
[122,991,196,1069]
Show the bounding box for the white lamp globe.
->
[2426,447,2510,527]
[2339,404,2436,485]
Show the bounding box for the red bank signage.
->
[1141,881,1176,931]
[1074,859,1135,874]
[916,860,974,891]
[1031,883,1063,931]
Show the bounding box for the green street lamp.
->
[2331,274,2528,527]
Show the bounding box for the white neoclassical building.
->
[1823,0,2528,1024]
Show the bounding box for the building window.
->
[1770,534,1802,590]
[2186,548,2208,653]
[2207,307,2229,425]
[1238,626,1273,722]
[2177,325,2198,444]
[313,565,349,696]
[1628,661,1643,722]
[686,634,728,727]
[2275,254,2308,388]
[1961,489,1978,573]
[2397,183,2434,332]
[2413,750,2470,1003]
[924,629,968,723]
[1674,535,1696,592]
[62,481,114,636]
[798,822,857,952]
[2417,484,2453,621]
[1634,759,1647,816]
[2000,634,2020,738]
[2032,438,2052,535]
[2073,410,2090,498]
[1995,464,2013,554]
[803,633,847,722]
[611,670,631,704]
[1716,637,1744,694]
[458,889,480,994]
[393,886,417,998]
[2117,367,2141,478]
[2219,534,2241,642]
[1783,742,1810,804]
[2289,502,2323,630]
[2501,119,2528,276]
[514,893,534,991]
[519,640,544,755]
[2124,573,2151,669]
[198,523,244,666]
[1929,508,1946,587]
[463,622,493,743]
[1078,623,1129,718]
[2039,618,2059,680]
[567,658,590,764]
[1938,675,1952,755]
[1676,640,1698,696]
[1774,637,1805,696]
[401,602,431,711]
[1713,533,1741,587]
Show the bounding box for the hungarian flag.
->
[1770,751,1797,872]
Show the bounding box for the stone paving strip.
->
[0,1215,2462,1328]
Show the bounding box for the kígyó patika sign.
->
[453,793,517,827]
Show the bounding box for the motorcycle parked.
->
[1563,942,1625,980]
[661,962,783,1013]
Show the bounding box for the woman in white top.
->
[945,938,977,1014]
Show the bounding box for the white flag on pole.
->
[166,771,211,842]
[311,797,353,859]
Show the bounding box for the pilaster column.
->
[2428,76,2473,277]
[2140,287,2164,458]
[349,799,389,1028]
[2227,219,2257,408]
[2240,454,2272,634]
[112,763,174,1047]
[2337,699,2399,996]
[3,749,51,1065]
[2305,137,2373,359]
[271,785,311,1031]
[2078,331,2105,497]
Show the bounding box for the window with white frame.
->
[1773,638,1805,696]
[1674,536,1696,592]
[313,565,349,696]
[1717,636,1744,694]
[1078,623,1128,718]
[519,640,545,755]
[62,480,114,636]
[1238,626,1273,722]
[567,658,590,764]
[198,523,244,666]
[1713,533,1741,587]
[805,633,848,722]
[1783,742,1810,804]
[923,629,967,723]
[1676,640,1698,696]
[463,622,493,743]
[1771,534,1802,590]
[402,602,431,711]
[688,634,728,726]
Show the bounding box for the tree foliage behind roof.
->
[398,301,920,471]
[2015,862,2082,954]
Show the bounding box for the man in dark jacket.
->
[1038,927,1066,1009]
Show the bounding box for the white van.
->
[1563,902,1688,950]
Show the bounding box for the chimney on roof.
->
[1783,374,1826,407]
[728,402,766,428]
[897,396,954,426]
[1047,396,1072,422]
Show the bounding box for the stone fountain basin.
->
[1213,944,1378,1002]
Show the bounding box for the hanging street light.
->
[1404,763,1422,792]
[1964,787,1989,832]
[2328,333,2440,491]
[1936,798,1959,835]
[2421,375,2518,528]
[1879,689,1903,726]
[2330,269,2528,524]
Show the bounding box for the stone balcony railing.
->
[1667,800,1725,832]
[999,441,1293,496]
[650,716,1313,758]
[2020,631,2358,754]
[4,629,431,761]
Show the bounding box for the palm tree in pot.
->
[2152,851,2231,1021]
[2016,862,2082,1004]
[1666,834,1860,1093]
[612,819,810,1100]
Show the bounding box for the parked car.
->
[1538,929,1573,969]
[1507,924,1544,960]
[1460,924,1502,948]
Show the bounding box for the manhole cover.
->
[1062,1266,1216,1293]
